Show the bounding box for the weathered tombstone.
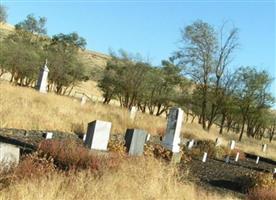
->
[225,155,230,163]
[84,120,112,151]
[256,156,260,164]
[81,96,87,106]
[124,129,147,156]
[162,107,184,153]
[37,59,49,93]
[273,168,276,174]
[229,140,236,150]
[235,152,240,162]
[187,139,194,150]
[202,152,208,163]
[262,144,267,153]
[0,143,20,167]
[129,106,138,120]
[83,134,86,142]
[215,137,222,147]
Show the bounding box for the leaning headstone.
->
[84,120,112,151]
[0,143,20,167]
[256,156,260,164]
[124,129,147,156]
[37,59,49,93]
[215,137,222,147]
[202,152,208,163]
[81,96,87,106]
[229,140,236,150]
[235,152,240,162]
[162,107,184,153]
[262,144,267,153]
[187,139,194,150]
[129,106,138,120]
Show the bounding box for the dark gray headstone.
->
[124,129,147,156]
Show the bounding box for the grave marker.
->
[0,143,20,167]
[256,156,260,164]
[262,144,267,153]
[187,139,194,150]
[202,152,208,163]
[225,155,230,163]
[229,140,236,150]
[235,152,240,162]
[83,134,86,142]
[84,120,112,151]
[81,96,87,106]
[124,129,147,156]
[37,59,49,93]
[45,132,53,139]
[129,106,138,120]
[162,107,184,153]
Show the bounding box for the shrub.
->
[107,140,127,156]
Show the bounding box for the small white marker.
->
[202,152,208,163]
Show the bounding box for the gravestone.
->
[45,132,53,139]
[162,107,184,153]
[129,106,138,120]
[256,156,260,164]
[187,139,194,150]
[215,137,222,147]
[0,143,20,167]
[81,96,87,106]
[229,140,236,150]
[202,152,208,163]
[145,134,151,142]
[235,152,240,162]
[273,168,276,174]
[83,134,86,142]
[37,59,49,93]
[84,120,112,151]
[262,144,267,152]
[124,129,147,156]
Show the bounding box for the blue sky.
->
[2,0,276,103]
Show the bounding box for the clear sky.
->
[1,0,276,103]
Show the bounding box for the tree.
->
[0,5,8,23]
[235,67,274,141]
[46,32,88,94]
[15,14,47,35]
[175,20,217,129]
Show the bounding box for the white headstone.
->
[256,156,260,164]
[273,168,276,174]
[215,137,222,147]
[235,152,240,162]
[0,143,20,167]
[162,107,184,153]
[81,96,87,106]
[262,144,267,152]
[146,134,151,142]
[129,106,138,120]
[84,120,112,151]
[37,60,49,93]
[187,139,194,150]
[83,134,86,142]
[45,132,53,139]
[202,152,208,163]
[229,140,236,150]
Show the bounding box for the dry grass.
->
[0,81,275,160]
[0,156,240,200]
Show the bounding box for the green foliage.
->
[15,14,47,35]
